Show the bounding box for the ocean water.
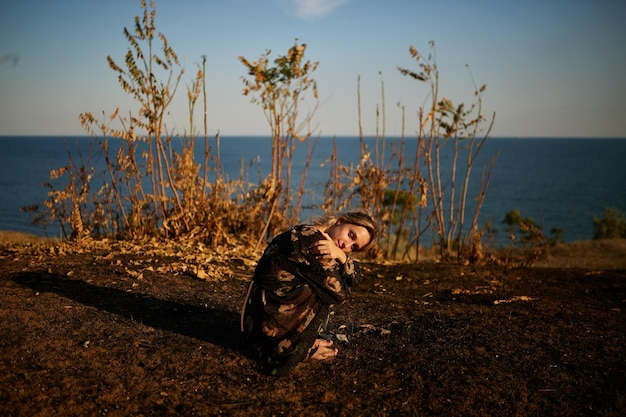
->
[1,135,625,245]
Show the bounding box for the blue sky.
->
[1,0,625,138]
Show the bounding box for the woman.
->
[240,212,378,376]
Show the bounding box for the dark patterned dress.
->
[240,225,361,376]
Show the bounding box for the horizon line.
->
[1,134,626,140]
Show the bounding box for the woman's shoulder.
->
[290,224,324,248]
[293,224,321,236]
[266,224,320,248]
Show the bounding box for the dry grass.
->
[532,238,626,269]
[0,231,59,245]
[3,231,624,270]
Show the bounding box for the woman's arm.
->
[289,225,361,301]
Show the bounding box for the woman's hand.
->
[310,232,347,263]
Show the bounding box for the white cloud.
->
[291,0,350,20]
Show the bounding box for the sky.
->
[1,0,625,138]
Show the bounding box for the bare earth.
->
[1,232,625,416]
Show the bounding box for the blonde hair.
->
[314,212,378,252]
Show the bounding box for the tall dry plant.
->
[78,0,189,238]
[239,41,320,248]
[23,142,97,240]
[322,42,495,263]
[29,0,267,248]
[321,74,429,261]
[398,42,497,262]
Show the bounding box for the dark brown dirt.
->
[1,237,625,416]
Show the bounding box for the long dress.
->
[240,224,362,376]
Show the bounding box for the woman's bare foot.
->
[309,338,338,360]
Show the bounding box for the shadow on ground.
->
[11,271,252,359]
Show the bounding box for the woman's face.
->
[327,221,371,253]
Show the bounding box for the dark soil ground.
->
[1,236,625,416]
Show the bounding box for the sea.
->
[1,135,625,246]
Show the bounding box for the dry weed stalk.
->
[320,70,430,261]
[398,42,497,262]
[321,42,496,262]
[239,40,320,247]
[28,1,267,248]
